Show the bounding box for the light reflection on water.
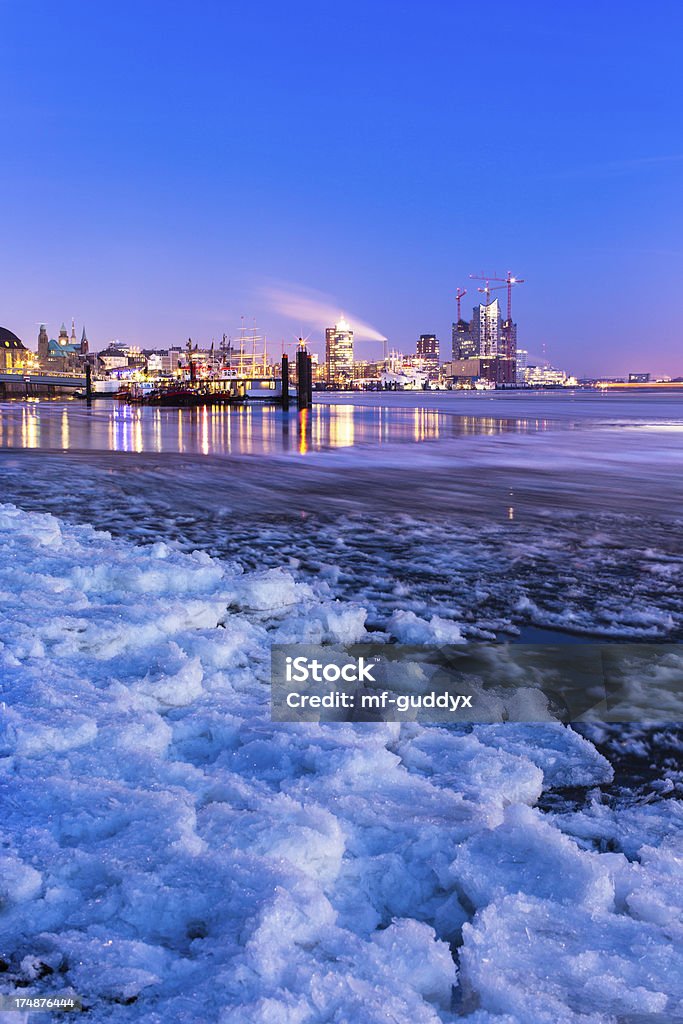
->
[0,399,553,456]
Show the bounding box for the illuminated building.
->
[0,327,28,370]
[452,319,476,360]
[448,297,518,384]
[97,340,142,372]
[37,320,86,370]
[325,318,354,387]
[499,317,517,383]
[472,298,502,358]
[352,359,385,383]
[416,334,440,375]
[524,364,576,386]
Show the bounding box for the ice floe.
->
[0,503,682,1022]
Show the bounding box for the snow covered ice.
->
[1,500,682,1023]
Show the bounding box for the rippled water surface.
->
[2,388,683,457]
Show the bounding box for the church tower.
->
[80,325,89,355]
[70,318,77,344]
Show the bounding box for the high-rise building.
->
[416,334,439,360]
[496,316,517,384]
[448,295,521,384]
[451,319,476,361]
[516,348,528,384]
[472,298,502,358]
[500,318,516,360]
[416,334,440,375]
[325,318,354,387]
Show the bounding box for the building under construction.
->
[448,274,522,385]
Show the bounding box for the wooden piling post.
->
[281,354,290,410]
[85,363,93,406]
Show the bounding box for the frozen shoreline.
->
[1,503,683,1023]
[1,395,683,1021]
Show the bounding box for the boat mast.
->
[238,316,246,375]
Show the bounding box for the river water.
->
[2,389,683,457]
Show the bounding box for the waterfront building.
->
[352,359,385,384]
[524,364,576,387]
[37,320,87,371]
[142,345,223,376]
[162,347,184,373]
[449,298,519,384]
[309,352,326,384]
[499,316,517,383]
[443,357,498,385]
[97,340,146,372]
[451,319,476,361]
[416,334,440,375]
[145,353,165,374]
[629,372,650,383]
[0,327,29,370]
[472,298,502,358]
[516,348,528,384]
[325,318,354,387]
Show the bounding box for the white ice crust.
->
[0,504,681,1023]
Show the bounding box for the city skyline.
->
[4,279,677,381]
[2,1,682,377]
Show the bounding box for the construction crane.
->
[476,283,506,304]
[470,271,525,322]
[455,287,467,323]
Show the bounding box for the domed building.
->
[0,327,28,370]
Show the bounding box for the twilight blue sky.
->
[1,0,682,376]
